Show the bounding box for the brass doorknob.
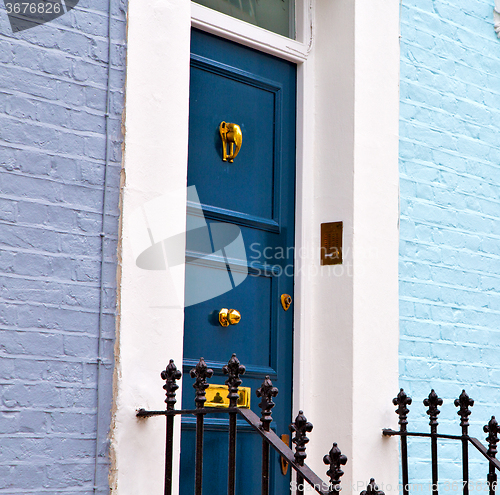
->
[219,308,241,327]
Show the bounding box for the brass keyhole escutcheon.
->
[281,294,292,311]
[219,121,242,163]
[280,434,290,475]
[219,308,241,327]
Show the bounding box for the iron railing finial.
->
[324,442,347,493]
[256,375,278,431]
[360,479,385,495]
[160,359,182,410]
[223,353,246,407]
[190,357,213,408]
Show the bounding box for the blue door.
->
[181,29,296,495]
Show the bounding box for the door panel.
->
[182,29,296,495]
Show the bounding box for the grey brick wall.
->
[0,0,126,492]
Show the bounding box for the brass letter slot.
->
[205,384,250,408]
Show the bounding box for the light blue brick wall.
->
[0,0,126,492]
[399,0,500,490]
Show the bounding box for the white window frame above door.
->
[191,1,312,62]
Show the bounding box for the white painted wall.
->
[113,0,400,492]
[109,0,191,493]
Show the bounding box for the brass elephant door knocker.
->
[219,121,242,162]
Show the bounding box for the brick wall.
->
[0,0,126,492]
[399,0,500,488]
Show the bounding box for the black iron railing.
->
[384,389,500,495]
[137,353,381,495]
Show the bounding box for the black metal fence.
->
[384,389,500,495]
[137,353,382,495]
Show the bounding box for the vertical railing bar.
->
[455,391,474,495]
[262,440,270,495]
[290,410,313,495]
[223,354,245,495]
[394,389,412,495]
[431,430,438,494]
[484,416,499,495]
[424,390,443,495]
[401,432,409,495]
[462,436,469,495]
[160,360,182,495]
[194,413,204,495]
[257,376,278,495]
[165,414,174,495]
[190,357,213,495]
[228,411,237,495]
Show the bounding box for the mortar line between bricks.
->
[399,315,500,333]
[0,432,106,439]
[0,192,121,214]
[400,277,500,294]
[400,155,500,180]
[0,331,116,342]
[0,112,110,140]
[0,246,118,262]
[0,383,110,392]
[398,354,496,368]
[400,248,500,267]
[400,97,500,128]
[0,61,108,91]
[399,335,500,350]
[400,99,500,131]
[0,297,117,313]
[399,145,500,176]
[0,223,119,241]
[401,27,500,68]
[399,179,500,207]
[0,20,122,48]
[400,87,500,114]
[0,353,114,364]
[398,377,500,392]
[0,141,122,167]
[399,296,500,312]
[399,218,500,241]
[0,16,127,44]
[0,89,122,118]
[400,198,500,223]
[0,271,113,287]
[401,53,500,91]
[401,5,500,44]
[399,121,500,158]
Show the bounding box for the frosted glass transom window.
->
[193,0,295,38]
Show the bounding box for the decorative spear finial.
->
[256,375,278,431]
[484,416,500,458]
[190,357,213,408]
[160,359,182,410]
[424,389,443,427]
[289,410,313,465]
[360,479,385,495]
[393,388,412,428]
[222,354,246,407]
[454,390,474,430]
[323,442,348,493]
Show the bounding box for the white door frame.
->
[112,0,401,493]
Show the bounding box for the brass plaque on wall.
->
[205,384,251,408]
[321,222,343,265]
